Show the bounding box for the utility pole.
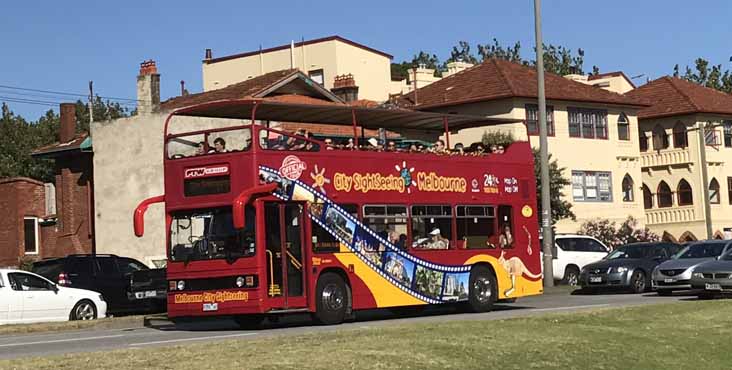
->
[534,0,554,287]
[697,122,713,239]
[88,81,94,124]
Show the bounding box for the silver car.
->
[691,250,732,298]
[652,240,732,295]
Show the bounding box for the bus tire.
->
[467,266,497,313]
[314,272,348,325]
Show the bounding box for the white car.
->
[0,269,107,325]
[541,235,610,285]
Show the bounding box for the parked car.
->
[129,267,167,312]
[32,254,154,314]
[0,269,107,325]
[690,250,732,298]
[652,240,732,296]
[542,234,610,286]
[579,242,681,293]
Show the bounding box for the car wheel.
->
[561,266,580,286]
[70,300,97,321]
[657,289,673,296]
[630,270,646,294]
[313,272,348,325]
[467,266,497,313]
[233,314,264,329]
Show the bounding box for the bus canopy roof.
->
[167,99,521,135]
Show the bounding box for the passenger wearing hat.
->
[429,228,449,249]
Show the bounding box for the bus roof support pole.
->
[351,109,359,150]
[133,195,165,237]
[443,117,450,149]
[233,183,278,229]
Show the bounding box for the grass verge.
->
[2,300,731,370]
[0,314,158,335]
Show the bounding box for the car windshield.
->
[721,251,732,261]
[605,245,649,259]
[674,243,726,259]
[169,206,255,262]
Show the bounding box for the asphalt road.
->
[0,290,691,360]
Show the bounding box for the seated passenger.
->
[195,141,205,155]
[386,141,397,152]
[428,228,449,249]
[324,138,335,150]
[212,138,226,153]
[409,144,419,153]
[452,143,465,155]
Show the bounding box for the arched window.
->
[639,132,649,152]
[617,113,630,141]
[642,184,653,209]
[709,178,721,204]
[677,179,693,206]
[652,124,669,150]
[673,121,688,148]
[657,181,673,208]
[622,174,634,202]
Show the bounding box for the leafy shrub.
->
[578,216,660,249]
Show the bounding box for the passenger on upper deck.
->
[212,138,226,153]
[452,143,465,155]
[430,140,447,155]
[195,141,205,155]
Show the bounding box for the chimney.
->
[205,48,212,61]
[136,59,160,114]
[331,74,359,102]
[59,103,76,143]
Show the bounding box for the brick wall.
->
[0,178,46,267]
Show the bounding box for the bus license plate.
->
[589,276,602,283]
[706,283,722,291]
[203,303,218,312]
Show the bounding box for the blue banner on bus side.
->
[259,165,471,304]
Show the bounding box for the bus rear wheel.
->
[314,272,348,325]
[467,266,497,313]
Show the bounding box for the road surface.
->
[0,290,691,360]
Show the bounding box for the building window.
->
[652,124,669,150]
[723,121,732,148]
[363,205,408,248]
[572,171,612,202]
[456,205,496,249]
[728,177,732,205]
[642,184,653,209]
[657,181,673,208]
[411,205,453,249]
[617,113,630,141]
[308,69,324,85]
[622,174,634,202]
[525,104,554,136]
[23,217,39,255]
[639,132,649,152]
[568,108,608,139]
[709,178,720,204]
[677,180,693,206]
[673,121,688,148]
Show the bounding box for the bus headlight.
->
[236,276,245,288]
[177,280,185,291]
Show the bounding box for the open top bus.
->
[134,99,542,326]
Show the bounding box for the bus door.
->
[263,202,307,309]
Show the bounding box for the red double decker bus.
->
[134,100,542,325]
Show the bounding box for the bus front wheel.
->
[314,272,348,325]
[467,266,497,313]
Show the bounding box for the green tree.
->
[532,148,575,227]
[578,216,660,249]
[675,58,732,93]
[445,41,479,65]
[391,51,442,82]
[477,39,523,63]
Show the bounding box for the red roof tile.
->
[32,132,89,157]
[625,77,732,119]
[398,59,644,109]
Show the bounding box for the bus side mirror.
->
[134,195,165,237]
[233,183,278,229]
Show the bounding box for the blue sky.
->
[2,0,731,120]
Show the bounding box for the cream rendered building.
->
[626,77,732,242]
[202,36,394,102]
[400,59,647,233]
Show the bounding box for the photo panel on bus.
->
[442,272,470,301]
[414,265,444,299]
[352,225,384,267]
[382,251,415,288]
[258,168,294,199]
[323,204,356,247]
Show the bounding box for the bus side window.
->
[456,205,496,249]
[311,204,358,253]
[410,205,452,250]
[497,205,514,249]
[363,205,408,251]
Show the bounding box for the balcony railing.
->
[645,206,696,225]
[640,148,691,168]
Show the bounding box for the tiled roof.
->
[32,132,90,157]
[161,69,301,110]
[205,35,393,64]
[398,59,644,109]
[625,76,732,119]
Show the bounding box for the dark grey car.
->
[579,242,681,293]
[691,251,732,298]
[652,240,732,295]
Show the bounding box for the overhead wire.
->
[0,83,147,103]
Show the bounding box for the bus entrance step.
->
[266,308,311,314]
